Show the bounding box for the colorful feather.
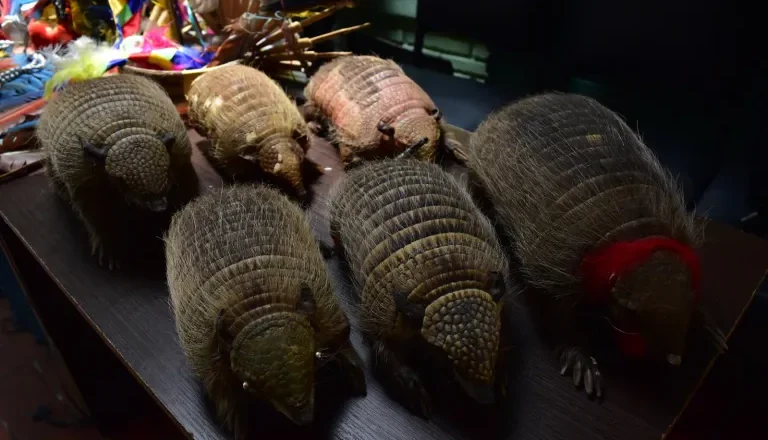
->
[44,36,124,97]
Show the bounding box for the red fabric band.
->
[580,236,700,304]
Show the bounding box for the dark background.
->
[326,1,767,438]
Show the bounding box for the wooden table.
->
[1,128,766,440]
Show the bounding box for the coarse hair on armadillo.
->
[37,74,190,194]
[187,64,307,163]
[165,185,348,429]
[469,93,702,301]
[329,159,508,337]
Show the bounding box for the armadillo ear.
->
[296,283,317,317]
[159,133,175,153]
[80,137,108,165]
[394,291,426,323]
[215,309,234,353]
[377,121,395,136]
[488,271,506,302]
[293,129,309,148]
[429,108,442,121]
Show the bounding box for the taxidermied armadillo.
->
[469,93,707,397]
[187,64,317,199]
[166,186,365,437]
[329,159,508,416]
[305,55,465,168]
[37,74,199,268]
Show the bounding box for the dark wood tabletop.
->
[0,127,767,440]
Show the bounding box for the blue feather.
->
[0,53,55,113]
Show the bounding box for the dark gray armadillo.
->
[187,65,318,200]
[329,159,508,416]
[469,93,704,397]
[166,185,365,437]
[37,74,199,268]
[304,55,465,168]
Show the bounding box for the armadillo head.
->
[610,251,696,365]
[379,108,441,160]
[241,137,307,199]
[420,288,502,404]
[84,132,175,212]
[230,312,316,425]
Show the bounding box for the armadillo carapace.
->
[305,56,464,167]
[166,185,364,437]
[37,74,198,268]
[188,64,316,199]
[469,93,703,398]
[329,159,508,415]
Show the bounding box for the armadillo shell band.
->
[232,312,312,352]
[421,289,500,383]
[222,292,295,324]
[228,303,295,336]
[410,269,490,303]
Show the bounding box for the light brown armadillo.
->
[305,55,464,167]
[166,185,365,437]
[187,64,317,199]
[37,74,199,268]
[469,93,704,397]
[329,159,508,415]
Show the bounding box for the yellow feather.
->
[44,37,122,98]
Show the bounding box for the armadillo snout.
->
[258,141,307,198]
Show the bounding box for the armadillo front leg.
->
[331,344,367,395]
[45,162,69,200]
[548,302,604,399]
[372,338,431,417]
[71,193,119,269]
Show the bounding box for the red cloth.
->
[27,20,75,49]
[122,10,142,37]
[580,237,701,357]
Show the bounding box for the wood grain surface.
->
[0,127,766,440]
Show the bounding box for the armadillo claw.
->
[495,369,509,399]
[92,241,119,270]
[558,346,602,400]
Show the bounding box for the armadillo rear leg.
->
[372,339,431,417]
